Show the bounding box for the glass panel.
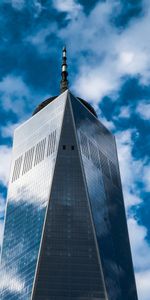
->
[0,93,67,300]
[33,98,106,300]
[70,93,138,300]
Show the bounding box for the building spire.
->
[60,46,68,93]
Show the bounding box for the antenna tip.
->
[60,45,68,93]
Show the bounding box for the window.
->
[47,130,56,156]
[12,155,23,182]
[34,138,46,166]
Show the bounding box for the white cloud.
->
[116,129,150,299]
[116,129,143,209]
[0,75,29,96]
[3,0,44,17]
[136,270,150,300]
[118,106,131,118]
[32,1,44,18]
[52,0,82,18]
[136,101,150,120]
[0,75,30,114]
[123,190,141,208]
[54,0,150,103]
[115,0,150,85]
[143,165,150,192]
[0,146,12,186]
[23,0,150,104]
[1,122,20,138]
[25,24,58,54]
[25,0,82,53]
[97,108,116,131]
[73,67,119,103]
[9,0,25,10]
[58,1,119,102]
[128,218,150,300]
[0,74,46,116]
[128,218,150,272]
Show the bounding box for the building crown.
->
[32,48,97,118]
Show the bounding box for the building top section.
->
[32,94,97,118]
[14,91,115,162]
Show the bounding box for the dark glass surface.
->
[70,93,138,300]
[33,98,106,300]
[0,94,67,299]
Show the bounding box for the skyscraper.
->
[0,48,138,300]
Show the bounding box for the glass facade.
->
[32,99,106,300]
[0,93,67,299]
[70,93,138,300]
[0,90,138,300]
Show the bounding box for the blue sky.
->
[0,0,150,299]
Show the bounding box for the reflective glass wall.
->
[70,93,138,300]
[0,90,138,300]
[32,99,106,300]
[0,93,67,300]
